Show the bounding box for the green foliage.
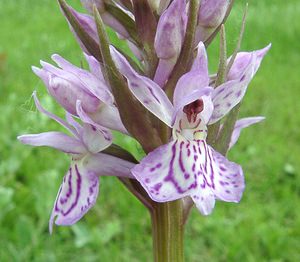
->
[0,0,299,261]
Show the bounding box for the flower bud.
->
[32,54,114,115]
[196,0,230,43]
[80,0,130,38]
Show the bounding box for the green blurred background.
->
[0,0,299,261]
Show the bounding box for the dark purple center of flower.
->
[183,99,204,123]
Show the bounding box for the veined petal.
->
[227,44,271,81]
[209,45,270,124]
[76,100,113,153]
[203,144,245,202]
[18,132,86,154]
[209,58,254,124]
[132,139,207,202]
[49,160,99,232]
[110,46,174,126]
[229,116,265,149]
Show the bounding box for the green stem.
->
[151,200,184,262]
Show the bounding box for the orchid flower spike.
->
[18,92,134,232]
[32,53,127,134]
[110,41,270,214]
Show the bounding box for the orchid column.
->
[18,0,270,261]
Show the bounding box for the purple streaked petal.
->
[229,116,265,149]
[77,101,112,153]
[204,144,245,202]
[227,44,271,81]
[110,46,174,126]
[18,132,85,154]
[49,161,99,232]
[209,57,255,124]
[32,91,77,137]
[132,139,207,202]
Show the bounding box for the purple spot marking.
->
[236,90,242,97]
[154,183,162,192]
[223,90,234,99]
[184,173,190,179]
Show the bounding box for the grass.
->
[0,0,299,261]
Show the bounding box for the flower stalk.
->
[151,200,184,262]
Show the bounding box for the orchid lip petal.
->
[49,161,99,232]
[132,137,244,214]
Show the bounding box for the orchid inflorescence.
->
[18,0,270,256]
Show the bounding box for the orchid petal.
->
[173,88,213,125]
[153,57,177,87]
[209,45,270,124]
[191,188,215,215]
[76,100,113,153]
[110,46,174,126]
[36,62,101,114]
[83,53,105,82]
[90,104,128,134]
[227,44,271,81]
[229,116,265,149]
[51,54,113,105]
[18,132,86,154]
[204,144,245,202]
[84,153,135,178]
[65,112,83,137]
[132,139,208,202]
[49,160,99,232]
[209,58,254,124]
